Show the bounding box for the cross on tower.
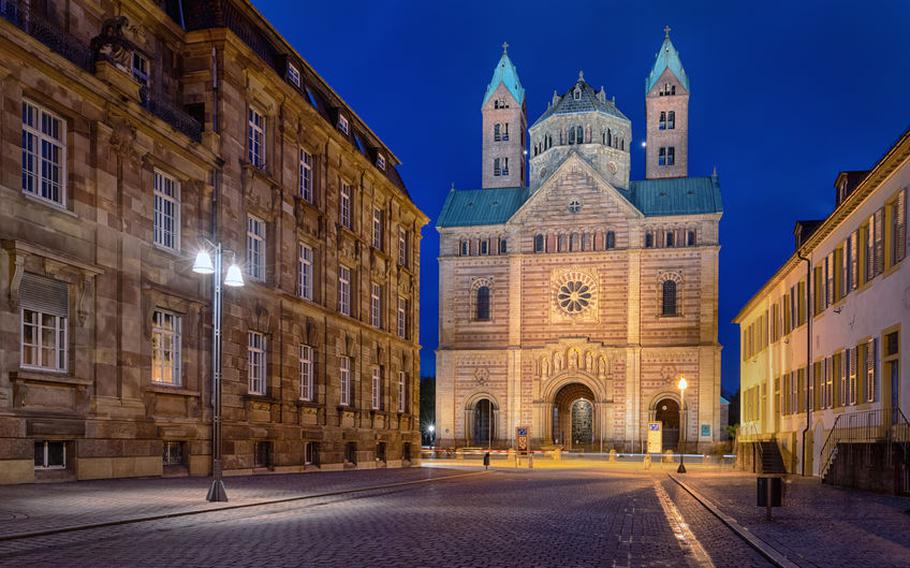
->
[502,41,509,54]
[664,25,671,38]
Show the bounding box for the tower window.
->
[687,230,696,246]
[607,129,612,147]
[576,125,584,144]
[499,238,508,254]
[659,111,666,130]
[661,280,678,316]
[668,111,676,129]
[645,232,654,248]
[494,123,501,142]
[573,88,581,100]
[667,147,675,166]
[476,286,491,321]
[501,157,509,175]
[568,128,575,145]
[666,231,675,247]
[494,158,501,176]
[658,147,666,166]
[502,123,509,141]
[606,231,616,249]
[534,234,545,253]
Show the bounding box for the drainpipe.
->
[796,247,812,476]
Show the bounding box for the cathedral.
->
[435,30,723,452]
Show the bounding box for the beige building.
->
[735,128,908,492]
[435,33,724,452]
[0,0,426,484]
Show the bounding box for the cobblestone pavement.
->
[0,468,771,568]
[677,471,910,568]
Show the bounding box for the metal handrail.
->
[821,408,910,480]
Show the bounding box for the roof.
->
[437,187,530,227]
[646,34,689,93]
[627,176,723,216]
[532,76,628,127]
[436,176,721,228]
[482,47,525,107]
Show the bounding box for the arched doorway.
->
[655,398,680,451]
[473,399,494,445]
[553,383,596,451]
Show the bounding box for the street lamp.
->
[193,242,244,501]
[677,376,687,474]
[428,424,435,446]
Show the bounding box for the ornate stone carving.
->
[551,268,599,323]
[473,368,489,387]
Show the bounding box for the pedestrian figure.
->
[483,451,491,470]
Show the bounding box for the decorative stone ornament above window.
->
[550,269,598,323]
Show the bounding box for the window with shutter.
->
[19,273,68,372]
[867,338,878,403]
[874,208,884,277]
[848,346,858,405]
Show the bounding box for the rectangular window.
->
[658,147,666,166]
[849,231,859,292]
[848,346,858,405]
[153,170,181,252]
[34,440,66,470]
[247,106,266,168]
[501,157,509,176]
[21,100,66,206]
[376,153,386,171]
[287,62,301,87]
[248,331,266,395]
[480,239,489,255]
[370,283,382,328]
[667,147,676,166]
[340,183,352,229]
[339,356,351,406]
[338,265,351,316]
[825,252,835,308]
[889,189,907,268]
[20,274,68,372]
[246,215,266,281]
[132,52,150,87]
[837,351,846,407]
[866,338,878,403]
[371,367,381,410]
[337,114,349,135]
[162,441,185,466]
[874,208,884,277]
[372,207,384,249]
[398,227,410,267]
[460,240,470,256]
[398,371,407,413]
[493,158,501,176]
[397,296,409,339]
[299,345,313,401]
[152,310,181,386]
[298,243,313,301]
[502,123,510,141]
[299,149,313,203]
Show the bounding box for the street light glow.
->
[428,424,435,433]
[192,250,215,274]
[224,264,245,287]
[677,376,687,391]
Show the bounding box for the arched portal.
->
[552,383,597,451]
[472,399,494,445]
[655,398,680,451]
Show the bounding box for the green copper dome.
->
[482,44,525,107]
[646,32,689,94]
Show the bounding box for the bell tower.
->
[481,43,527,188]
[645,27,689,179]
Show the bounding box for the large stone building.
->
[736,128,908,492]
[435,33,723,452]
[0,0,426,484]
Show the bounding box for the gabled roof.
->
[532,75,627,127]
[437,187,530,227]
[436,174,722,228]
[646,33,689,94]
[482,46,525,107]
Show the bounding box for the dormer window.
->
[376,153,386,171]
[573,88,581,100]
[287,62,301,87]
[337,114,349,135]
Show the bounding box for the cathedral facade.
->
[435,31,723,452]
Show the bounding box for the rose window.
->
[555,272,596,315]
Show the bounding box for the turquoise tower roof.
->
[646,28,689,94]
[482,43,525,107]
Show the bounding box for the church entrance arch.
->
[472,399,494,445]
[552,382,596,451]
[654,398,680,451]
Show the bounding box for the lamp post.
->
[428,424,435,447]
[193,243,244,502]
[677,376,687,474]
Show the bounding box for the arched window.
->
[661,280,678,316]
[499,238,508,254]
[476,286,491,321]
[668,111,676,129]
[576,125,584,143]
[607,129,612,147]
[493,123,501,141]
[568,128,576,145]
[645,232,654,248]
[666,231,675,247]
[534,234,545,253]
[581,232,590,251]
[558,234,568,252]
[460,240,469,256]
[687,230,696,247]
[671,85,676,95]
[573,88,581,100]
[659,111,667,130]
[621,139,625,151]
[570,232,580,251]
[606,231,616,249]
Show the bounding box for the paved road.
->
[0,469,771,568]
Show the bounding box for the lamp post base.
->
[206,479,228,502]
[676,460,687,474]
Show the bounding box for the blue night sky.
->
[256,0,910,394]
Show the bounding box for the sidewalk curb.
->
[668,474,799,568]
[0,470,487,543]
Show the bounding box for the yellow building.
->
[735,128,908,492]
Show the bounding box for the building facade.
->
[0,0,427,484]
[736,129,909,492]
[435,34,723,452]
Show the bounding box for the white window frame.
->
[397,296,408,339]
[337,114,349,135]
[339,356,351,406]
[398,227,409,267]
[21,100,66,207]
[299,149,313,203]
[287,62,301,87]
[370,283,382,328]
[340,183,352,229]
[21,308,67,372]
[371,367,381,410]
[151,309,182,386]
[153,170,181,252]
[299,344,313,401]
[398,371,406,413]
[34,440,66,470]
[376,153,386,171]
[297,243,313,301]
[132,51,150,87]
[246,215,266,282]
[248,331,266,395]
[372,207,384,249]
[247,106,266,168]
[338,265,351,316]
